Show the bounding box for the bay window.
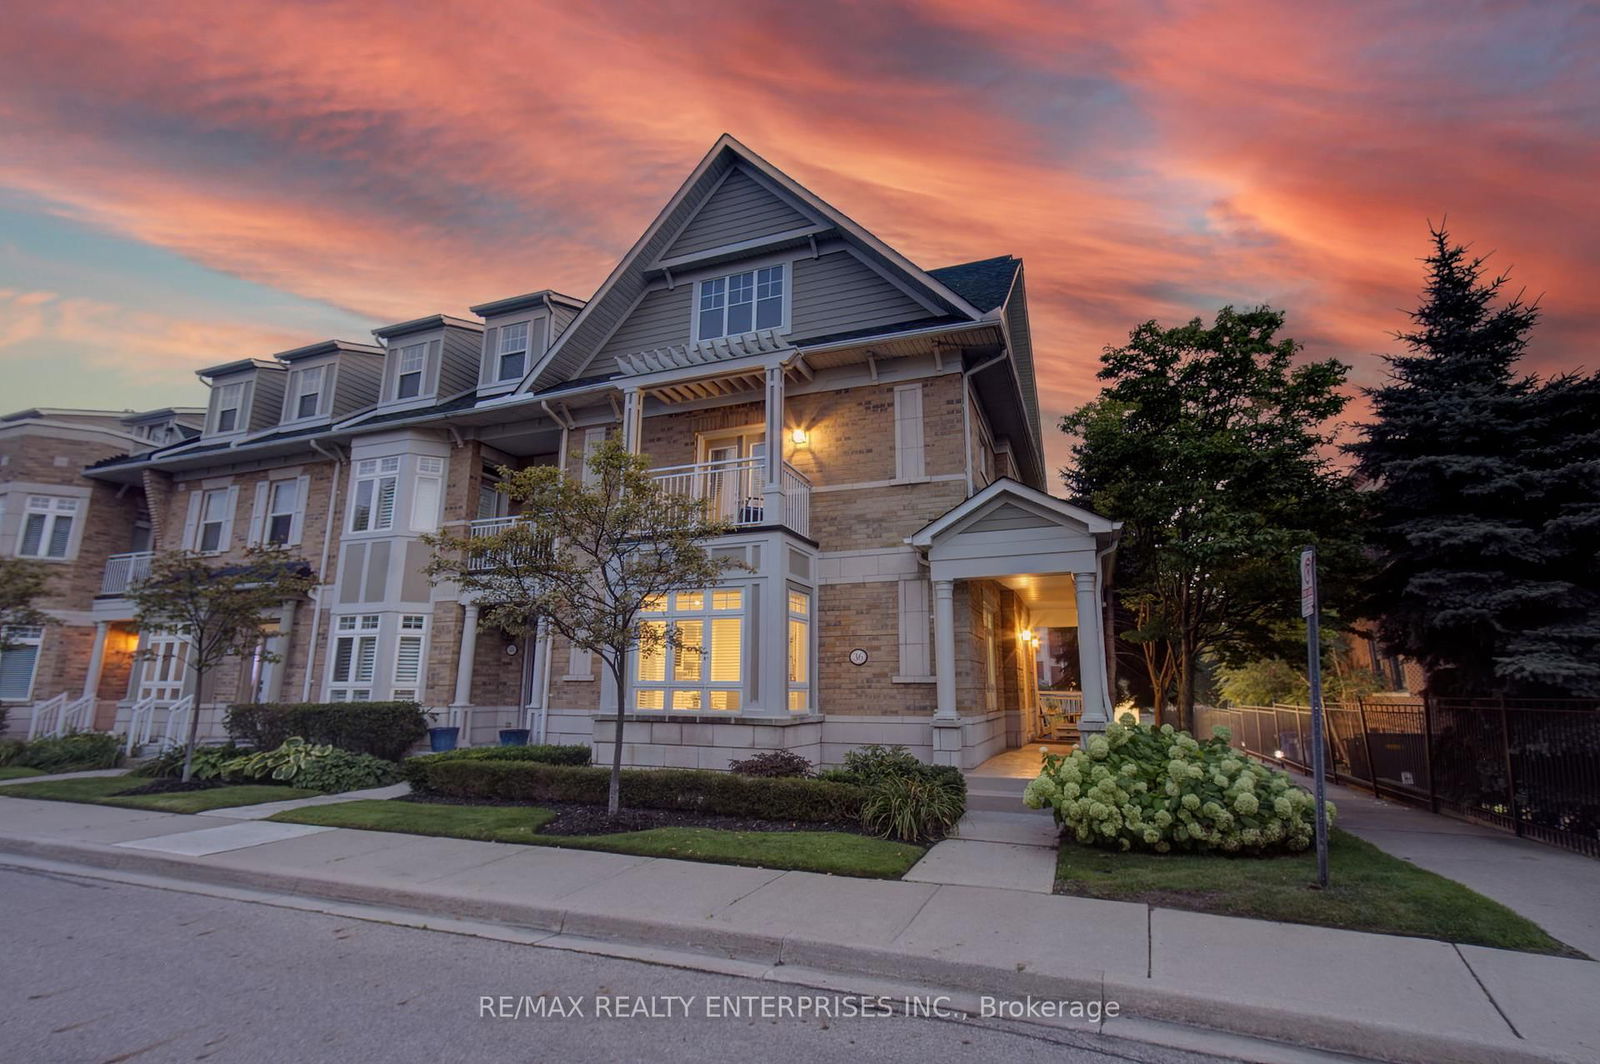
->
[0,625,43,701]
[329,614,380,702]
[634,588,744,711]
[350,457,399,532]
[17,495,78,559]
[696,264,784,341]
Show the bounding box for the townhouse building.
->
[10,136,1121,769]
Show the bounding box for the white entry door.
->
[136,635,190,702]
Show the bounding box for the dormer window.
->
[696,264,785,341]
[395,343,426,399]
[212,382,245,434]
[289,365,326,420]
[496,322,529,382]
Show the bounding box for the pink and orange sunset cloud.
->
[1,0,1594,472]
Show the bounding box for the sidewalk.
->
[1321,780,1600,958]
[0,793,1595,1064]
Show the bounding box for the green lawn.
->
[1055,827,1582,957]
[272,800,926,878]
[0,766,46,781]
[0,775,321,813]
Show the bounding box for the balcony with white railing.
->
[465,516,552,571]
[649,456,811,537]
[100,551,154,597]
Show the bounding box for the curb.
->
[0,832,1579,1064]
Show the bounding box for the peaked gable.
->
[663,167,814,260]
[522,135,986,394]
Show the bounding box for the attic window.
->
[290,365,326,420]
[696,265,784,341]
[212,382,245,433]
[497,322,529,382]
[395,343,426,399]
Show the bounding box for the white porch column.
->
[1074,569,1113,733]
[763,364,784,522]
[82,621,110,700]
[526,626,553,738]
[932,579,958,720]
[452,602,480,712]
[621,388,644,454]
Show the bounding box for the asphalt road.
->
[0,864,1239,1064]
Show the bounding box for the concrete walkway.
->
[904,810,1059,893]
[0,795,1595,1064]
[0,767,131,786]
[1322,779,1600,958]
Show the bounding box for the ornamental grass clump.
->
[1024,719,1332,854]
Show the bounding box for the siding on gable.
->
[248,372,287,433]
[663,167,811,259]
[438,326,483,398]
[968,503,1053,534]
[586,284,693,374]
[790,251,930,340]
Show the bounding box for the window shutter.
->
[247,482,268,547]
[568,645,591,678]
[411,474,441,533]
[394,635,423,685]
[219,486,240,551]
[181,491,203,551]
[894,383,925,481]
[898,578,933,678]
[355,636,378,683]
[376,478,397,530]
[288,475,310,545]
[481,326,498,386]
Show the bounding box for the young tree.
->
[127,549,318,781]
[1349,226,1600,695]
[1062,306,1367,733]
[425,438,738,816]
[0,558,50,647]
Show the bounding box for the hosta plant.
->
[223,737,330,782]
[1024,719,1332,854]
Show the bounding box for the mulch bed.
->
[113,779,230,795]
[401,793,865,836]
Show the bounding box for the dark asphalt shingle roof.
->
[927,256,1020,313]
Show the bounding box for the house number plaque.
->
[848,648,869,666]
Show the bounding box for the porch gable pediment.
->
[908,478,1120,580]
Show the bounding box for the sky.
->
[1,0,1595,474]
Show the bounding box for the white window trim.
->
[183,485,238,555]
[15,494,83,561]
[284,363,332,424]
[632,587,747,713]
[494,320,532,384]
[691,261,791,344]
[0,624,44,702]
[386,340,436,406]
[349,457,401,534]
[251,475,309,547]
[785,585,813,714]
[208,380,250,436]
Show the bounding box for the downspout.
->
[302,437,346,702]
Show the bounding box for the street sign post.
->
[1301,546,1330,888]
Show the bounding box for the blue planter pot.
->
[499,729,531,747]
[428,726,460,753]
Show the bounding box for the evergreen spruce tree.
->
[1350,225,1600,696]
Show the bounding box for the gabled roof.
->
[272,339,385,362]
[195,358,283,379]
[520,134,988,393]
[928,256,1020,314]
[372,314,482,341]
[470,290,587,318]
[908,477,1121,548]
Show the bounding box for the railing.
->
[25,692,94,739]
[158,696,195,751]
[1197,697,1600,859]
[649,456,811,537]
[465,516,552,572]
[100,551,154,596]
[125,695,159,755]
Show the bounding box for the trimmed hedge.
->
[399,744,591,787]
[224,702,428,762]
[409,759,866,824]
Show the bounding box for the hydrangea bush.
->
[1024,718,1332,854]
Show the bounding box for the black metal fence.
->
[1195,698,1600,859]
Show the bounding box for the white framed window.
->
[17,496,79,559]
[0,625,44,701]
[211,381,246,434]
[394,343,426,400]
[580,427,606,486]
[329,614,380,701]
[411,456,443,533]
[350,457,400,533]
[288,365,327,421]
[634,588,744,712]
[196,488,232,553]
[695,264,785,341]
[496,322,530,383]
[391,614,427,701]
[787,588,811,713]
[264,479,300,546]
